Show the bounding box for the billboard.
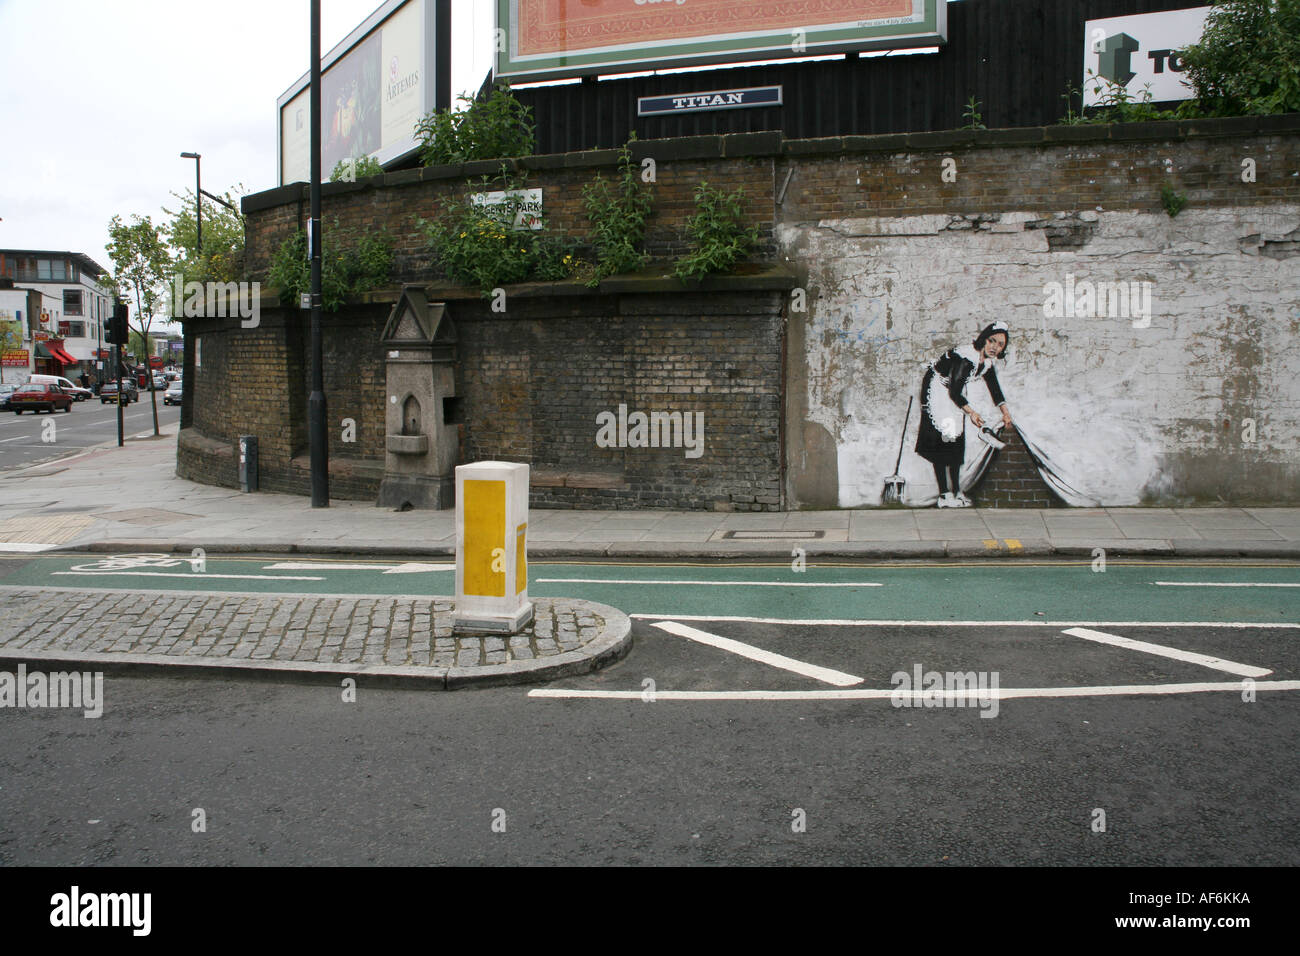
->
[495,0,948,82]
[278,0,440,185]
[1083,7,1211,106]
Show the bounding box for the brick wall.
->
[177,283,787,510]
[968,428,1064,509]
[217,115,1300,509]
[454,290,784,510]
[243,138,779,287]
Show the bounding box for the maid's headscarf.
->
[973,321,1010,354]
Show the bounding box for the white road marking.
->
[263,562,454,574]
[628,614,1300,628]
[52,571,324,581]
[1061,627,1272,678]
[1155,581,1300,588]
[538,578,881,588]
[0,436,27,444]
[650,620,863,687]
[530,680,1300,701]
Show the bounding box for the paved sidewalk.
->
[1,426,1298,558]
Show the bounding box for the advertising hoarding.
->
[1083,6,1211,106]
[278,0,439,185]
[495,0,947,82]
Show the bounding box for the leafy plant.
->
[1160,182,1188,217]
[161,185,246,287]
[1181,0,1300,116]
[415,85,535,166]
[267,224,394,311]
[329,155,385,182]
[961,96,987,130]
[421,169,585,294]
[674,182,760,283]
[582,137,654,286]
[1076,70,1186,124]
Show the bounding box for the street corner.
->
[443,596,632,690]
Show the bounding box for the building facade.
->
[0,249,113,384]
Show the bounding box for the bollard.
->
[453,461,533,634]
[238,436,258,493]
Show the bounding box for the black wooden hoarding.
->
[510,0,1203,154]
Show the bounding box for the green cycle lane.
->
[1,553,1297,624]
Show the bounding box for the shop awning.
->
[48,343,78,366]
[34,343,53,359]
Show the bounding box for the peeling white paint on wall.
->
[782,205,1300,507]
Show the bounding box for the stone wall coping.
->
[241,114,1300,214]
[250,266,799,309]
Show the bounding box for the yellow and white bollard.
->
[454,461,533,634]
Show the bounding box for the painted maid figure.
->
[915,321,1014,508]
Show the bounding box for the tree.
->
[161,185,246,296]
[105,214,171,436]
[1181,0,1300,116]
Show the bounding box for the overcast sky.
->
[0,0,495,289]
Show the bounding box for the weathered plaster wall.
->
[779,124,1300,507]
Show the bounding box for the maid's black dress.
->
[915,344,1007,466]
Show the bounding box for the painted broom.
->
[882,396,914,504]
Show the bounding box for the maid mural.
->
[915,321,1013,507]
[901,320,1104,508]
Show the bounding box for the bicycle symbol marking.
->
[69,553,190,572]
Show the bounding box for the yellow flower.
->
[460,232,467,238]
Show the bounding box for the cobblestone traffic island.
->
[0,590,631,690]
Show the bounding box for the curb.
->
[0,597,633,692]
[52,540,1300,560]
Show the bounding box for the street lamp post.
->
[180,152,202,257]
[309,0,329,507]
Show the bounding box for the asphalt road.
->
[0,394,179,471]
[0,556,1295,866]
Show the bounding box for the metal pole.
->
[114,335,123,448]
[308,0,329,506]
[195,155,202,258]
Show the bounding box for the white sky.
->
[0,0,495,287]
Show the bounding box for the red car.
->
[10,383,74,414]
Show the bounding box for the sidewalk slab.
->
[2,426,1300,560]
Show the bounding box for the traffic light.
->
[106,304,128,345]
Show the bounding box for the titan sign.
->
[495,0,948,82]
[278,0,441,185]
[1083,6,1211,106]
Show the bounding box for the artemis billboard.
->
[278,0,442,185]
[494,0,948,82]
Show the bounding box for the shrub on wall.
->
[582,139,654,287]
[267,224,394,311]
[674,182,760,283]
[420,177,581,294]
[415,85,536,166]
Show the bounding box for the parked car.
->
[0,383,16,410]
[10,383,73,414]
[29,374,92,402]
[163,380,183,406]
[100,379,139,404]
